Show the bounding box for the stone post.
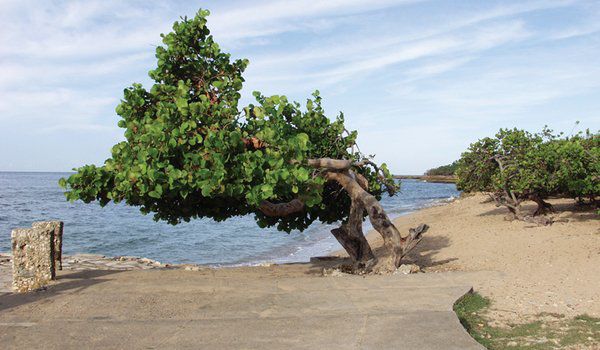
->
[11,227,55,293]
[32,220,63,270]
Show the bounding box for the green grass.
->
[454,292,600,349]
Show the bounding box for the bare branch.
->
[351,171,369,191]
[307,158,352,170]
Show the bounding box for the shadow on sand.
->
[477,198,598,223]
[406,235,457,269]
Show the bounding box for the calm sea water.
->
[0,172,459,266]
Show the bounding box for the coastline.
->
[2,192,598,323]
[0,195,457,274]
[393,175,457,183]
[0,174,458,265]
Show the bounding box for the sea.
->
[0,172,459,266]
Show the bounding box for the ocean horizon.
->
[0,171,459,266]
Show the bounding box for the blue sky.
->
[1,0,599,174]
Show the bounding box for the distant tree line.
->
[424,162,458,176]
[456,127,599,224]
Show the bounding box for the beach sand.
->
[344,193,600,323]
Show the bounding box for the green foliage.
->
[424,161,458,176]
[456,127,599,211]
[59,9,396,232]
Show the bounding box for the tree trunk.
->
[330,200,376,269]
[325,171,426,269]
[530,195,554,216]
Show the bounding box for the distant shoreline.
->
[394,175,456,183]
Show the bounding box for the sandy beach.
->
[342,193,599,323]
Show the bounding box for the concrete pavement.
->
[0,267,485,349]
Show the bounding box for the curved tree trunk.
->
[530,195,554,216]
[261,158,429,271]
[325,170,427,269]
[330,200,376,269]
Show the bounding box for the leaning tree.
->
[60,10,426,272]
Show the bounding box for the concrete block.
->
[11,227,55,293]
[32,221,63,270]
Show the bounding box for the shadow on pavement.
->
[0,270,124,312]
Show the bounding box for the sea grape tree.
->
[456,127,599,223]
[60,10,426,271]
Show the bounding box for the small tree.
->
[456,127,599,223]
[60,10,426,271]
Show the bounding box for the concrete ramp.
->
[0,269,485,349]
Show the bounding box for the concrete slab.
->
[0,269,486,349]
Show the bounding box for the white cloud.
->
[209,0,422,41]
[0,0,598,172]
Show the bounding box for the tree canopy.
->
[59,9,422,270]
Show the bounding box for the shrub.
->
[456,127,599,222]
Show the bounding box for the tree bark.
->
[258,199,304,217]
[530,195,554,216]
[307,158,352,170]
[325,171,426,268]
[330,200,376,268]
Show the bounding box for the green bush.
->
[456,127,599,220]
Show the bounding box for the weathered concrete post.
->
[32,221,63,270]
[11,227,56,293]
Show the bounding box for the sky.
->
[0,0,599,174]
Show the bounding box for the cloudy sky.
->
[1,0,599,173]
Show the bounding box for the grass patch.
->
[454,292,600,349]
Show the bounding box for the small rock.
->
[507,341,518,347]
[394,264,421,275]
[322,268,346,277]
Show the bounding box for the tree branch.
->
[258,199,304,217]
[307,158,352,170]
